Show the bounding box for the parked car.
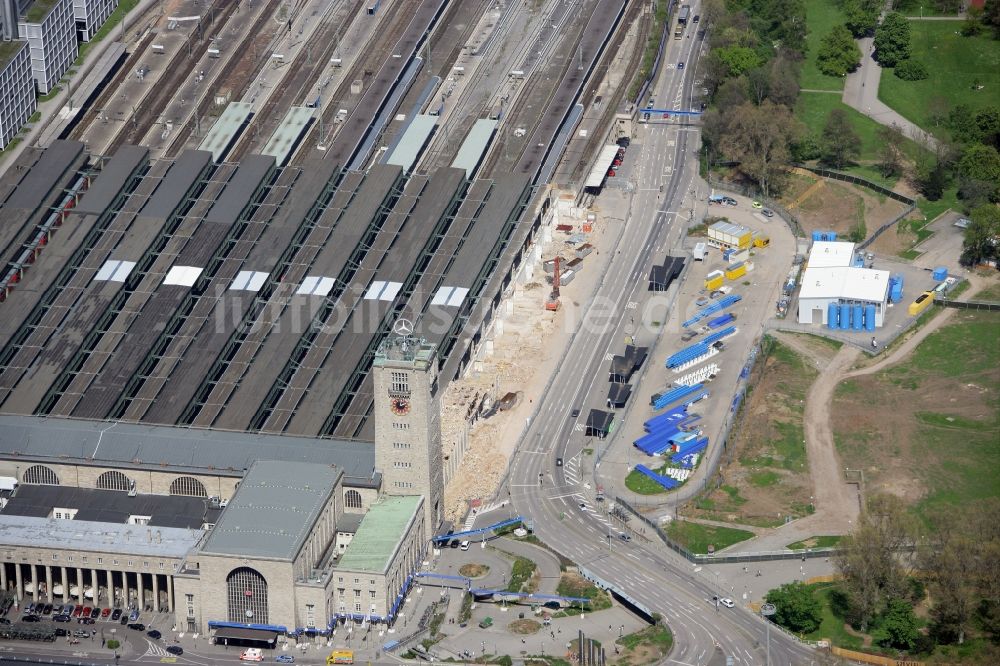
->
[120,615,129,625]
[81,607,91,618]
[0,618,11,625]
[21,615,41,622]
[459,540,470,551]
[74,630,89,638]
[693,14,700,22]
[722,197,737,207]
[54,614,71,623]
[55,628,68,637]
[111,609,122,620]
[761,208,774,218]
[751,200,762,209]
[607,169,616,178]
[147,629,162,639]
[42,604,53,614]
[128,622,146,631]
[81,617,96,625]
[276,656,295,664]
[166,646,184,656]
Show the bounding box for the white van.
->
[692,242,707,261]
[460,540,470,551]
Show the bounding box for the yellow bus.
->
[326,650,354,665]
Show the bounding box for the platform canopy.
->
[585,145,620,188]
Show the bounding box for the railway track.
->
[98,0,243,155]
[228,0,367,161]
[298,0,425,162]
[161,0,288,157]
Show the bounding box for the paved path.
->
[842,35,939,151]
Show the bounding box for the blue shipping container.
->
[827,302,839,329]
[865,304,876,331]
[932,266,948,281]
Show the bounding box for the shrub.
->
[894,59,928,81]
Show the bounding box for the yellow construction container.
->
[908,291,935,316]
[725,263,747,280]
[753,234,770,248]
[705,270,724,291]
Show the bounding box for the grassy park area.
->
[878,21,1000,137]
[665,520,754,554]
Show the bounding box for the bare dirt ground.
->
[683,333,839,528]
[777,169,913,254]
[440,195,626,524]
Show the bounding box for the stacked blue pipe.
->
[707,313,734,329]
[682,294,743,328]
[634,464,679,490]
[671,438,708,462]
[703,326,736,346]
[652,383,704,410]
[666,342,710,368]
[644,407,688,429]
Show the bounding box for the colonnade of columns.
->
[1,561,174,613]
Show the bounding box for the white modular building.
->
[797,241,890,327]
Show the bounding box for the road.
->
[507,7,821,665]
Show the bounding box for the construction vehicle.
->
[545,257,561,311]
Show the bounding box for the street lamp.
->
[760,602,776,666]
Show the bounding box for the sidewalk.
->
[842,37,938,152]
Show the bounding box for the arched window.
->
[344,489,362,509]
[227,567,268,623]
[96,471,132,492]
[169,476,207,497]
[22,465,59,485]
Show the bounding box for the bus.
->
[326,650,354,665]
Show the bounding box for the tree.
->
[960,204,1000,266]
[986,0,1000,37]
[875,123,904,178]
[106,639,120,650]
[820,108,861,168]
[718,101,802,196]
[746,66,771,105]
[765,582,822,634]
[835,495,917,631]
[948,104,985,144]
[817,25,862,77]
[716,46,765,77]
[933,0,962,13]
[976,105,1000,149]
[894,59,928,81]
[917,159,949,201]
[957,143,1000,201]
[842,0,881,37]
[767,55,800,107]
[874,598,920,650]
[874,13,912,67]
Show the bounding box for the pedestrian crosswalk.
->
[143,640,169,658]
[563,455,580,485]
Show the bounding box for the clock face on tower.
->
[390,397,411,415]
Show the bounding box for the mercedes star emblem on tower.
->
[393,318,414,337]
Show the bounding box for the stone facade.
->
[373,340,443,531]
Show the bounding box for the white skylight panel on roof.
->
[163,265,203,287]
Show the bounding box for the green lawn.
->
[625,463,685,495]
[796,93,924,164]
[506,556,537,593]
[801,582,865,648]
[617,623,673,653]
[787,535,843,550]
[666,520,754,554]
[893,0,962,17]
[879,21,1000,135]
[800,0,850,91]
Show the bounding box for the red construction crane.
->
[545,257,561,311]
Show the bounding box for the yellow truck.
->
[326,650,354,665]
